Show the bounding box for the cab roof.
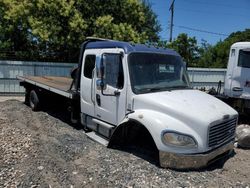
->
[231,42,250,48]
[85,39,180,56]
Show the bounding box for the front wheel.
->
[29,90,40,111]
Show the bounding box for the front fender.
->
[126,109,203,153]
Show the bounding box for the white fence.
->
[0,60,227,95]
[0,61,77,94]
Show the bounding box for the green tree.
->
[0,0,161,62]
[0,0,32,53]
[198,29,250,68]
[165,29,250,68]
[197,40,215,68]
[167,33,199,67]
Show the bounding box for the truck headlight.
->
[162,131,197,148]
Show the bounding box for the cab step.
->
[86,118,115,139]
[85,132,109,146]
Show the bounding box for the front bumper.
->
[159,141,234,169]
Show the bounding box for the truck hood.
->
[133,89,237,128]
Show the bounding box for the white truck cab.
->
[79,39,238,169]
[19,38,238,169]
[224,42,250,113]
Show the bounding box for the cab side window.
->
[238,50,250,68]
[104,54,124,89]
[84,55,96,79]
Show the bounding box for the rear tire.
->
[29,90,40,111]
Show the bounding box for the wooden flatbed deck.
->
[17,76,74,99]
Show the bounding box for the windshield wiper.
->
[136,85,190,94]
[167,85,190,90]
[137,87,168,93]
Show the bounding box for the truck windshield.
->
[128,53,190,94]
[238,49,250,68]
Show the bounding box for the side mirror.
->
[96,53,121,97]
[96,55,107,90]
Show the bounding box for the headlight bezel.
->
[161,130,198,148]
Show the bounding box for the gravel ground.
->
[0,96,24,102]
[0,99,250,187]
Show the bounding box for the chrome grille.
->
[208,118,237,148]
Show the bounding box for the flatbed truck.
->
[18,37,238,169]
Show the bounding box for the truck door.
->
[94,49,126,125]
[80,49,99,117]
[230,48,250,98]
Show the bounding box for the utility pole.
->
[169,0,175,42]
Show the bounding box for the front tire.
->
[29,90,40,111]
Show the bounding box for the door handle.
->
[96,94,101,106]
[232,87,243,92]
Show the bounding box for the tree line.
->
[0,0,249,67]
[0,0,160,62]
[166,29,250,68]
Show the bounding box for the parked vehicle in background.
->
[18,37,238,169]
[212,42,250,115]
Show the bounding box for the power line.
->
[175,25,229,37]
